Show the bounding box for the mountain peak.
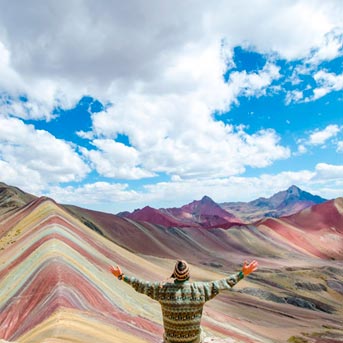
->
[284,185,327,203]
[200,195,216,204]
[221,185,327,222]
[268,185,325,206]
[287,185,301,194]
[0,182,36,215]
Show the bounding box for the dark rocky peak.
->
[199,195,217,205]
[267,185,326,209]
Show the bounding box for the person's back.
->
[110,260,258,343]
[159,279,207,342]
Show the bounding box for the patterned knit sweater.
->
[123,271,244,343]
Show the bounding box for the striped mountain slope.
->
[0,197,342,342]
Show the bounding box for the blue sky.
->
[0,1,342,213]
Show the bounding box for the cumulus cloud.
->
[225,63,280,108]
[296,124,342,153]
[308,124,341,145]
[85,44,285,180]
[212,0,341,60]
[315,163,343,180]
[45,182,140,211]
[0,38,81,120]
[81,139,155,179]
[90,99,290,179]
[283,28,343,105]
[307,28,343,65]
[295,144,308,155]
[311,70,343,101]
[0,117,89,192]
[285,90,303,105]
[0,0,342,118]
[0,1,341,124]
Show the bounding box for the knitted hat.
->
[171,260,190,281]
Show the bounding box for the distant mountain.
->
[120,186,327,227]
[165,195,242,228]
[0,182,36,216]
[251,185,327,209]
[221,185,327,223]
[119,195,242,229]
[119,205,195,228]
[257,197,343,259]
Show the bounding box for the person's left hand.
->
[109,265,122,278]
[242,260,258,276]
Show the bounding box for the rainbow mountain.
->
[0,183,343,343]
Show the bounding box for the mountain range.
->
[221,185,327,222]
[0,181,342,343]
[118,185,327,228]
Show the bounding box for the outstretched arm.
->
[219,260,259,287]
[109,265,160,300]
[204,260,258,300]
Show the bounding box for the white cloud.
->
[308,28,343,65]
[87,45,285,180]
[311,87,331,101]
[0,41,22,92]
[311,70,343,101]
[0,1,341,126]
[0,0,341,120]
[296,144,308,155]
[285,90,303,105]
[213,1,340,60]
[225,63,280,108]
[91,98,290,179]
[284,28,342,104]
[315,181,343,199]
[0,38,80,120]
[296,124,342,153]
[337,141,343,152]
[314,163,343,180]
[308,124,341,145]
[45,182,140,211]
[81,139,155,179]
[0,117,89,192]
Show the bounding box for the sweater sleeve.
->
[122,275,161,301]
[202,271,244,301]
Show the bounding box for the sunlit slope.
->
[257,198,343,259]
[65,205,320,267]
[0,198,164,343]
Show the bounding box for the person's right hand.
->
[109,265,122,278]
